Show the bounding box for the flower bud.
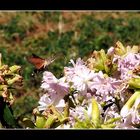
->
[7,75,22,85]
[128,78,140,89]
[91,98,101,127]
[120,90,140,117]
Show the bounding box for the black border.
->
[0,0,140,139]
[0,0,139,10]
[0,129,139,139]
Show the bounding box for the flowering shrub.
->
[1,41,140,129]
[28,41,140,129]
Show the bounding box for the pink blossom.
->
[89,71,124,102]
[114,53,140,80]
[41,71,57,89]
[64,58,96,95]
[65,59,125,103]
[38,94,65,112]
[119,96,140,128]
[107,46,115,56]
[41,71,69,95]
[69,102,93,126]
[39,71,69,111]
[104,104,120,122]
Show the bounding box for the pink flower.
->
[119,96,140,128]
[41,71,57,89]
[89,71,124,102]
[104,104,120,122]
[114,53,140,80]
[107,46,115,56]
[39,71,69,111]
[41,71,69,95]
[64,58,96,95]
[38,94,65,112]
[64,58,88,80]
[69,102,93,126]
[64,58,125,103]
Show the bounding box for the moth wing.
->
[27,56,45,70]
[44,54,59,67]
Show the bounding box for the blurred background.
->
[0,11,140,119]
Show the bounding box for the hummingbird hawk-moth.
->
[27,53,56,73]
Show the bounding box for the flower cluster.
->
[0,53,23,128]
[0,53,23,105]
[33,41,140,129]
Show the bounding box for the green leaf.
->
[3,104,17,127]
[44,115,57,128]
[104,117,121,125]
[101,123,116,129]
[35,116,47,128]
[22,118,35,128]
